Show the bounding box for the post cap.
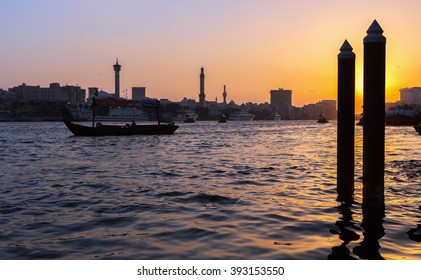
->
[364,20,386,43]
[338,40,355,59]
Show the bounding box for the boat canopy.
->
[94,99,143,107]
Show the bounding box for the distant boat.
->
[229,110,255,121]
[163,110,198,123]
[317,114,328,123]
[218,114,227,123]
[273,113,281,121]
[183,111,198,123]
[63,120,178,136]
[414,124,421,135]
[386,104,421,126]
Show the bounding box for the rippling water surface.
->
[0,121,420,259]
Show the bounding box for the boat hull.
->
[317,114,328,123]
[64,120,178,136]
[414,124,421,135]
[386,114,421,126]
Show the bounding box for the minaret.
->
[223,84,227,104]
[113,58,121,99]
[199,66,206,108]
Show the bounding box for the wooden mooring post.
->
[337,40,355,202]
[362,20,386,208]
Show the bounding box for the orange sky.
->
[1,0,421,113]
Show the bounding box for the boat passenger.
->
[131,120,136,127]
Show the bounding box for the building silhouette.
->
[301,100,336,120]
[9,83,85,104]
[270,88,292,119]
[132,87,146,101]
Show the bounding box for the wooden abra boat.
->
[63,98,178,136]
[64,120,178,136]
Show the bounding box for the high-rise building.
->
[132,87,146,100]
[199,67,206,108]
[113,58,121,99]
[270,88,292,119]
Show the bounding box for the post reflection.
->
[328,197,359,260]
[353,204,385,260]
[407,206,421,242]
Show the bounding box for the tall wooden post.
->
[363,20,386,208]
[337,40,355,202]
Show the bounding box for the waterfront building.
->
[301,100,337,120]
[0,89,17,101]
[315,100,336,120]
[159,99,171,106]
[301,104,317,119]
[132,87,146,101]
[180,97,196,109]
[61,85,86,104]
[400,87,421,105]
[9,83,85,104]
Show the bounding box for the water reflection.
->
[328,198,359,260]
[407,206,421,242]
[353,204,385,260]
[330,191,387,260]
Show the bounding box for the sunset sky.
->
[1,0,421,112]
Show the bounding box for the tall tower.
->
[199,67,206,108]
[222,84,227,104]
[113,58,121,99]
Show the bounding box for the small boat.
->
[414,124,421,135]
[317,114,328,123]
[183,111,198,123]
[273,113,281,121]
[228,110,255,121]
[218,114,227,123]
[64,120,178,136]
